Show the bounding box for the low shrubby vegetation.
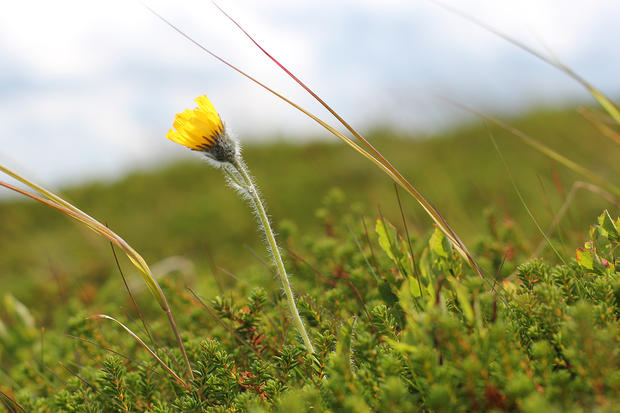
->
[1,193,618,411]
[1,108,619,412]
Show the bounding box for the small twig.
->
[488,130,566,266]
[282,244,331,286]
[66,334,163,378]
[532,181,619,257]
[394,183,424,296]
[57,361,99,393]
[109,240,157,349]
[428,0,620,124]
[345,221,380,283]
[361,214,383,279]
[217,266,248,285]
[57,361,113,409]
[203,242,224,295]
[243,244,274,273]
[439,97,620,199]
[578,107,620,144]
[89,315,188,389]
[186,288,263,359]
[0,389,26,413]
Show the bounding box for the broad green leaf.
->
[409,277,423,298]
[385,339,419,355]
[398,278,416,314]
[598,210,619,243]
[379,281,399,308]
[379,281,406,325]
[398,277,423,316]
[3,294,34,330]
[429,227,451,258]
[376,217,412,277]
[418,248,436,297]
[376,218,399,261]
[448,277,474,323]
[576,247,594,270]
[576,246,612,275]
[0,319,8,342]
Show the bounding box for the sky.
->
[1,0,619,186]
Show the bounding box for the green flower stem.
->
[231,158,314,353]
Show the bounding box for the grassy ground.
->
[1,105,619,412]
[1,106,617,309]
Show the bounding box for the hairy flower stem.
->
[231,157,314,353]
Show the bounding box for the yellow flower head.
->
[167,95,225,151]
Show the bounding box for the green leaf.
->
[398,278,416,315]
[376,217,412,277]
[598,210,619,243]
[429,227,451,258]
[575,246,612,275]
[576,247,594,270]
[398,277,423,317]
[379,281,406,326]
[448,277,474,323]
[0,318,8,342]
[379,281,399,308]
[409,277,423,298]
[376,218,399,261]
[418,248,436,297]
[385,338,419,355]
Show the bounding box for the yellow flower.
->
[167,95,224,151]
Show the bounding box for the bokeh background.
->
[1,0,619,185]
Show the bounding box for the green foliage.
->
[1,107,619,305]
[1,108,619,411]
[1,194,618,411]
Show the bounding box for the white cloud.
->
[0,0,619,186]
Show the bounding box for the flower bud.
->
[167,95,237,163]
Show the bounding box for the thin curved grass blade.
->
[488,132,567,265]
[89,314,188,389]
[578,108,620,145]
[0,168,166,311]
[147,4,487,282]
[0,166,194,380]
[428,0,620,125]
[0,389,26,413]
[532,181,619,257]
[67,334,163,378]
[442,99,620,199]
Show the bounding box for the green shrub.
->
[1,201,617,412]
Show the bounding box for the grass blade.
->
[428,0,620,124]
[0,389,26,413]
[578,108,620,145]
[488,132,566,265]
[444,100,620,200]
[149,3,487,282]
[532,181,619,257]
[89,315,188,389]
[0,166,194,381]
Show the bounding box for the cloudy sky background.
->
[1,0,619,187]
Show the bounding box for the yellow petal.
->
[167,95,224,151]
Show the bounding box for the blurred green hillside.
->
[1,106,618,311]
